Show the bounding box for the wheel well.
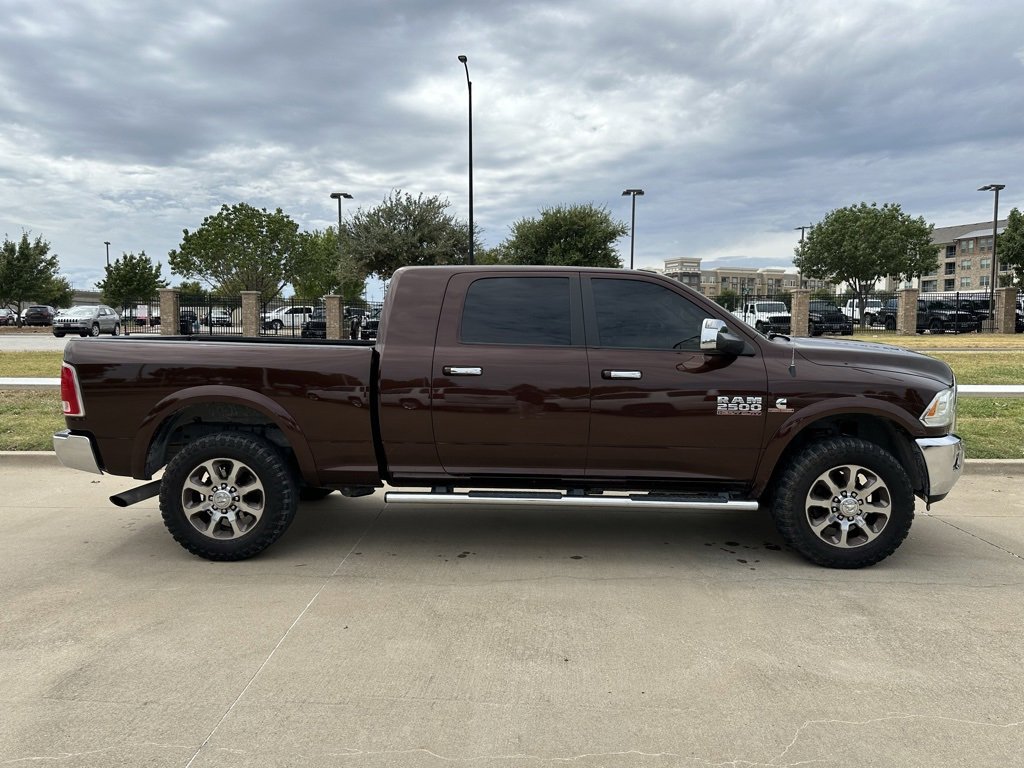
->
[766,414,925,499]
[145,403,298,478]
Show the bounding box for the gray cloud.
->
[1,0,1022,295]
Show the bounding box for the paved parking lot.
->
[1,458,1022,767]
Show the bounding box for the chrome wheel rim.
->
[805,464,891,548]
[181,457,266,540]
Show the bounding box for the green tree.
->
[38,275,74,309]
[715,288,741,311]
[292,228,366,303]
[168,203,301,302]
[0,232,65,323]
[176,280,208,299]
[500,204,628,267]
[997,207,1024,289]
[342,191,474,279]
[794,202,939,326]
[95,250,168,309]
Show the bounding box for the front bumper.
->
[915,434,964,503]
[53,430,102,475]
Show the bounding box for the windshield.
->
[759,302,787,313]
[63,307,94,317]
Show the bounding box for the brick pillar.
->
[241,292,260,337]
[995,286,1016,334]
[324,295,343,340]
[897,288,919,335]
[790,289,810,337]
[159,288,179,336]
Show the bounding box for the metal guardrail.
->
[2,379,1021,397]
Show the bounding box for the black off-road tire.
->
[885,316,897,331]
[771,437,914,568]
[159,432,299,561]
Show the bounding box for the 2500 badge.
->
[717,396,762,415]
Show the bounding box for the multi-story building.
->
[660,257,702,290]
[919,220,1007,294]
[659,256,833,298]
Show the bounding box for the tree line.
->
[5,196,1024,318]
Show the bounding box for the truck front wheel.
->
[771,437,914,568]
[159,433,299,561]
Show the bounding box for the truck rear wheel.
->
[771,437,914,568]
[159,433,298,561]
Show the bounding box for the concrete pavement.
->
[1,459,1022,767]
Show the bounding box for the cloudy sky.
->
[2,0,1022,300]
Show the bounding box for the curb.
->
[0,451,61,466]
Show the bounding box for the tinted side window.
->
[592,278,707,350]
[461,277,572,346]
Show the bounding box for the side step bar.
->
[385,490,759,511]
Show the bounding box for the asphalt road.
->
[1,456,1021,767]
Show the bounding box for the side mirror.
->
[700,318,748,356]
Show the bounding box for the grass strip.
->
[0,351,64,378]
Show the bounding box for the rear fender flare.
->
[132,385,319,485]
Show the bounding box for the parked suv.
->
[0,307,17,326]
[261,305,314,331]
[22,305,56,326]
[201,309,233,327]
[841,298,883,325]
[879,299,978,333]
[808,300,854,336]
[300,306,367,339]
[52,305,121,337]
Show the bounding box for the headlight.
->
[920,384,957,430]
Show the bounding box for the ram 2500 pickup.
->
[54,266,963,568]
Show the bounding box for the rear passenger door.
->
[431,272,591,477]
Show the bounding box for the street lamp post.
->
[978,184,1005,331]
[104,241,111,269]
[457,54,474,265]
[621,189,644,269]
[329,192,353,235]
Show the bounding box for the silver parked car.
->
[52,305,122,337]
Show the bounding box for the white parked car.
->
[201,309,234,327]
[841,298,883,325]
[261,305,314,331]
[731,301,792,334]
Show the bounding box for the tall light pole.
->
[621,189,644,269]
[329,192,353,235]
[457,54,474,265]
[104,241,111,269]
[978,184,1005,330]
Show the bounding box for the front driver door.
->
[584,275,768,484]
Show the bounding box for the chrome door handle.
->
[602,370,642,380]
[443,366,483,376]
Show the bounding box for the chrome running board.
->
[385,490,759,511]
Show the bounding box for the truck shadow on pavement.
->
[272,497,796,571]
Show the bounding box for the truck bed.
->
[63,335,379,486]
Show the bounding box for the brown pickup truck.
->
[54,266,963,567]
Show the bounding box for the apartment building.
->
[660,257,829,298]
[919,220,1007,294]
